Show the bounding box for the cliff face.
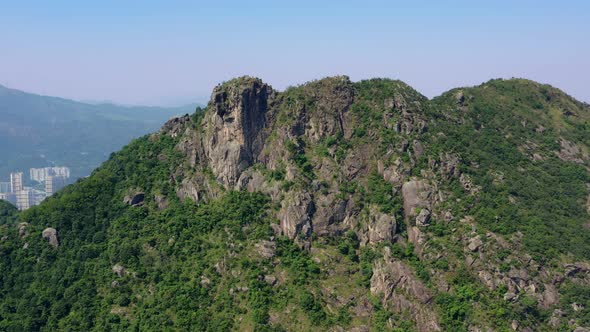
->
[202,77,274,188]
[1,76,589,331]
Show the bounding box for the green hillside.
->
[0,76,588,331]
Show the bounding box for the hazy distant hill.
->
[0,84,195,180]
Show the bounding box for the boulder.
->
[412,140,425,159]
[401,180,433,218]
[42,228,59,248]
[124,192,145,206]
[378,158,405,187]
[264,275,277,286]
[467,235,483,252]
[200,276,211,287]
[367,207,396,244]
[459,174,480,195]
[541,283,559,308]
[112,264,126,277]
[18,222,29,238]
[254,240,276,259]
[503,292,517,301]
[439,153,460,180]
[415,209,431,227]
[154,194,168,210]
[548,309,564,328]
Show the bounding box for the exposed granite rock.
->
[112,264,126,277]
[301,76,355,142]
[160,114,190,138]
[415,209,431,227]
[402,180,433,218]
[378,158,406,187]
[370,247,440,332]
[277,191,314,240]
[412,140,425,159]
[18,222,29,238]
[541,283,559,308]
[176,173,223,203]
[467,235,483,252]
[408,226,427,257]
[440,152,460,179]
[460,173,480,195]
[548,309,564,327]
[367,206,396,244]
[201,77,274,188]
[200,276,211,287]
[264,275,277,286]
[311,192,348,237]
[154,194,168,210]
[556,138,586,163]
[42,228,59,248]
[255,240,276,259]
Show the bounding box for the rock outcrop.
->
[556,138,586,163]
[201,77,274,188]
[42,228,59,248]
[124,192,145,206]
[367,206,396,244]
[112,264,126,277]
[18,222,29,238]
[402,180,433,218]
[277,191,314,240]
[371,247,440,332]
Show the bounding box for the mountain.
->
[0,76,589,331]
[0,84,195,180]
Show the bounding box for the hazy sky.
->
[1,0,589,106]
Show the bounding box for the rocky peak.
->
[298,76,355,141]
[201,76,275,188]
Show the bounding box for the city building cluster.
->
[0,167,70,210]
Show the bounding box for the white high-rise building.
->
[15,189,33,210]
[30,167,70,182]
[10,172,23,192]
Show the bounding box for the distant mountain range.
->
[0,84,196,181]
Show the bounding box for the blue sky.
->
[0,0,589,105]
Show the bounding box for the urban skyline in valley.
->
[0,166,70,210]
